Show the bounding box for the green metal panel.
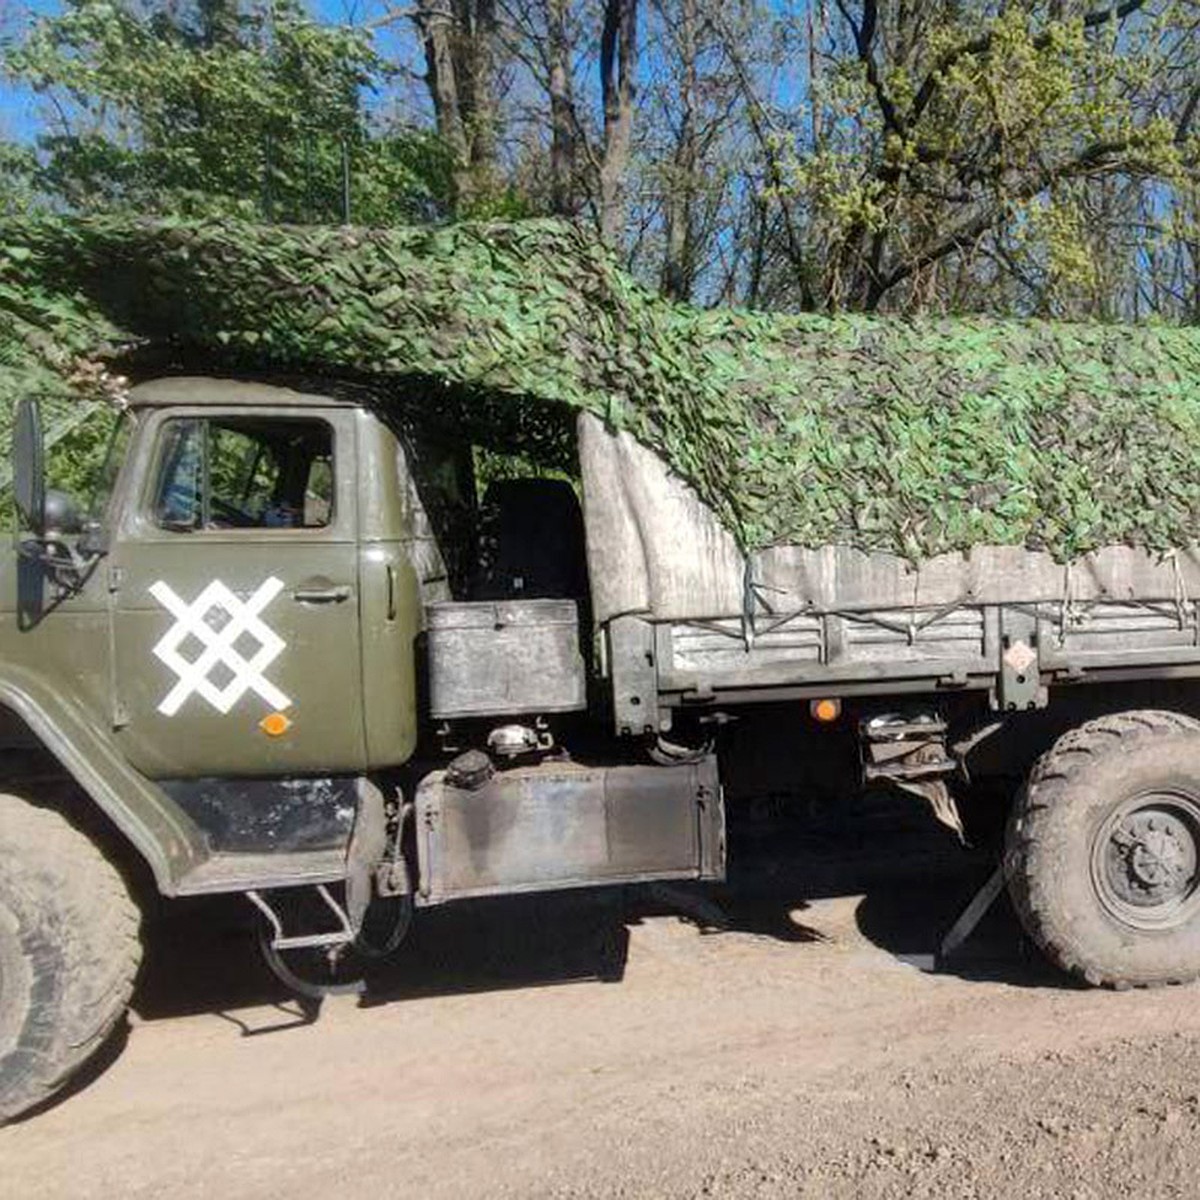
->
[355,408,420,769]
[0,556,208,891]
[107,403,369,778]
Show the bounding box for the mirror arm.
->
[21,533,103,589]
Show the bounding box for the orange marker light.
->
[260,711,292,737]
[810,698,841,723]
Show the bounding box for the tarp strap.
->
[741,554,756,652]
[1171,549,1189,631]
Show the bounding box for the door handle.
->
[292,581,352,604]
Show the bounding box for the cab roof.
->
[126,376,360,410]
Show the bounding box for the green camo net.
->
[3,215,1200,561]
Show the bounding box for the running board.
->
[173,848,347,895]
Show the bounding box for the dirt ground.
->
[5,806,1200,1200]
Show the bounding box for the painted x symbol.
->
[149,577,291,716]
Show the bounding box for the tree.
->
[744,0,1200,314]
[0,141,38,216]
[6,0,1200,321]
[545,0,577,216]
[4,0,451,222]
[597,0,639,241]
[410,0,504,211]
[633,0,761,302]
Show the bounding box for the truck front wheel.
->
[1006,710,1200,988]
[0,794,141,1122]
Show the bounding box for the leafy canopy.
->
[781,1,1196,312]
[3,0,452,223]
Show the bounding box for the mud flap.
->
[345,779,390,932]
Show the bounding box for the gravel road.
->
[5,816,1200,1199]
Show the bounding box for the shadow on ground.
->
[131,790,1074,1036]
[11,793,1076,1122]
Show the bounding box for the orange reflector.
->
[810,698,841,723]
[260,711,292,737]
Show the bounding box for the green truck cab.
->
[5,375,1200,1120]
[4,380,422,888]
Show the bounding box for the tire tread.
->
[0,794,140,1122]
[1007,709,1200,989]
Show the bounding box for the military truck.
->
[5,374,1200,1121]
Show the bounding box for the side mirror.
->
[13,397,45,535]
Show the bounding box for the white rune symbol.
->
[149,577,291,717]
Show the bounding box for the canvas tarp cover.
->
[577,413,1200,625]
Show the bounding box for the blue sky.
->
[1,0,56,141]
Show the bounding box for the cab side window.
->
[154,417,334,531]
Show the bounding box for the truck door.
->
[109,404,366,778]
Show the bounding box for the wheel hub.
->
[1095,795,1200,928]
[1111,812,1195,899]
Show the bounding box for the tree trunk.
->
[661,0,697,300]
[416,0,470,206]
[547,0,576,215]
[470,0,498,175]
[747,190,768,309]
[806,0,822,146]
[416,0,500,210]
[598,0,638,244]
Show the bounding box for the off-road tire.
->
[1006,710,1200,988]
[0,794,140,1122]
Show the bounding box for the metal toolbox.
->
[426,598,587,719]
[414,757,725,904]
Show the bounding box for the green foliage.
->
[0,143,41,217]
[784,1,1195,312]
[4,214,1200,562]
[44,404,120,508]
[4,0,452,223]
[473,445,577,495]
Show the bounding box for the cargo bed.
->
[577,413,1200,727]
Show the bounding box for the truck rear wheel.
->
[1006,710,1200,988]
[0,794,141,1122]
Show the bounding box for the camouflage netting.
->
[3,215,1200,560]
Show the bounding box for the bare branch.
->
[832,0,904,134]
[711,10,815,309]
[365,6,417,30]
